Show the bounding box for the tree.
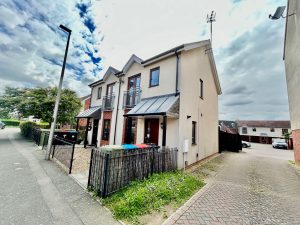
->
[0,87,27,119]
[0,87,82,127]
[283,132,291,143]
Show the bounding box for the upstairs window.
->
[150,67,160,87]
[270,128,275,132]
[97,87,102,99]
[106,83,115,96]
[252,128,256,132]
[242,127,247,134]
[192,121,197,145]
[282,128,288,135]
[200,79,204,99]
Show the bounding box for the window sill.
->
[149,84,159,88]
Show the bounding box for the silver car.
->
[242,141,251,148]
[0,121,5,129]
[272,140,288,149]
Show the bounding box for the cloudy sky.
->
[0,0,289,120]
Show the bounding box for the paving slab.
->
[0,128,120,225]
[163,143,300,225]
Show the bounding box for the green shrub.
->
[19,121,39,137]
[0,119,20,127]
[37,123,50,129]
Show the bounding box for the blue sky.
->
[0,0,289,120]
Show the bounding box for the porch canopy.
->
[124,94,179,147]
[75,106,101,148]
[125,94,179,118]
[76,106,101,119]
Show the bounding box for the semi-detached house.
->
[76,40,222,168]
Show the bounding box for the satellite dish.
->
[269,6,286,20]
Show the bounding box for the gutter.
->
[142,45,184,65]
[113,76,122,144]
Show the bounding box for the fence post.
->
[151,147,155,175]
[52,144,55,158]
[69,142,75,174]
[87,148,94,188]
[102,153,110,197]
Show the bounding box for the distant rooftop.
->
[237,120,291,128]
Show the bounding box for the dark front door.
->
[144,119,159,145]
[92,119,99,146]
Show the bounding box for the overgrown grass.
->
[102,171,204,223]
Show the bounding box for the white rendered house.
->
[77,40,222,168]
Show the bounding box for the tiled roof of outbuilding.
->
[237,120,291,128]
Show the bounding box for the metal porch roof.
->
[76,106,101,118]
[125,94,179,117]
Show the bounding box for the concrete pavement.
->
[0,128,120,225]
[164,143,300,225]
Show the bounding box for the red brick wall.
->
[84,98,91,110]
[100,111,112,146]
[292,129,300,163]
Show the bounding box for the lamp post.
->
[45,25,72,160]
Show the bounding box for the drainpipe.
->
[113,76,122,144]
[175,50,180,96]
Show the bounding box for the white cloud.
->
[0,0,290,120]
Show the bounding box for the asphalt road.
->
[0,128,119,225]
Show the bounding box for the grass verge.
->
[102,171,204,224]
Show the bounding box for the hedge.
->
[0,119,20,127]
[20,121,39,137]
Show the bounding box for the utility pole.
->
[207,11,216,47]
[45,25,72,160]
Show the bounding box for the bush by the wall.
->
[20,121,38,137]
[0,119,20,127]
[37,123,50,129]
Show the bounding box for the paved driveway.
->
[164,143,300,225]
[0,128,119,225]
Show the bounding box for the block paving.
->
[163,144,300,225]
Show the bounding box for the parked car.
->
[272,140,288,149]
[242,141,251,148]
[0,121,5,129]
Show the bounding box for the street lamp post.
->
[45,25,72,160]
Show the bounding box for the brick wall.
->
[84,98,91,110]
[100,111,112,146]
[292,129,300,163]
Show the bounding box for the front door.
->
[92,119,99,146]
[144,119,159,145]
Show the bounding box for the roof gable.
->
[88,66,120,87]
[102,66,120,81]
[122,54,143,73]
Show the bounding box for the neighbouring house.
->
[77,94,91,129]
[237,120,291,144]
[22,115,41,123]
[283,0,300,162]
[76,40,222,168]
